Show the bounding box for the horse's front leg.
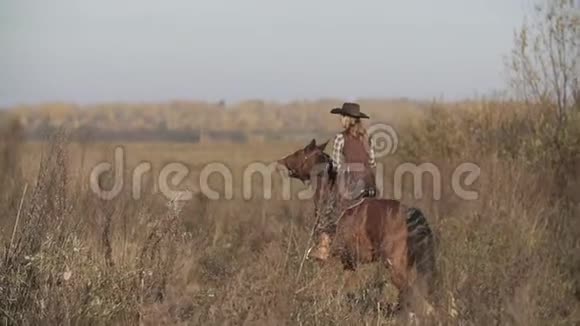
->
[340,268,356,293]
[340,247,357,271]
[339,250,359,305]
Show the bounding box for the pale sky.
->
[0,0,528,106]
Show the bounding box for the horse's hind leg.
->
[384,241,411,313]
[388,249,436,321]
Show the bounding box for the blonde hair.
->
[341,115,370,151]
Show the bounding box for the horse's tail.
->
[406,207,437,296]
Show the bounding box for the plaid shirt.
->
[331,133,376,172]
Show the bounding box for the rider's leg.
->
[308,232,331,261]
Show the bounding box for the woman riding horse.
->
[276,135,437,316]
[308,102,378,260]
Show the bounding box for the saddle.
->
[316,171,377,234]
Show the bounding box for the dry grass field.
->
[1,99,579,325]
[1,1,578,324]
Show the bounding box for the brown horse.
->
[277,139,437,314]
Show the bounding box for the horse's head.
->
[276,139,330,182]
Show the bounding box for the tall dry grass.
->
[0,101,579,325]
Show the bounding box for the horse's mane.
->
[315,150,337,185]
[312,150,341,231]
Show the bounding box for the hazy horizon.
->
[1,0,528,107]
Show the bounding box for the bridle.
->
[286,149,330,180]
[287,149,314,178]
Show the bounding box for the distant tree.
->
[507,0,580,124]
[506,0,580,200]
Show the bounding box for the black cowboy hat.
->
[330,102,370,119]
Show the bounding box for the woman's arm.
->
[368,137,376,168]
[331,133,344,172]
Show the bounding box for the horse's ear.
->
[305,138,316,151]
[317,140,329,151]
